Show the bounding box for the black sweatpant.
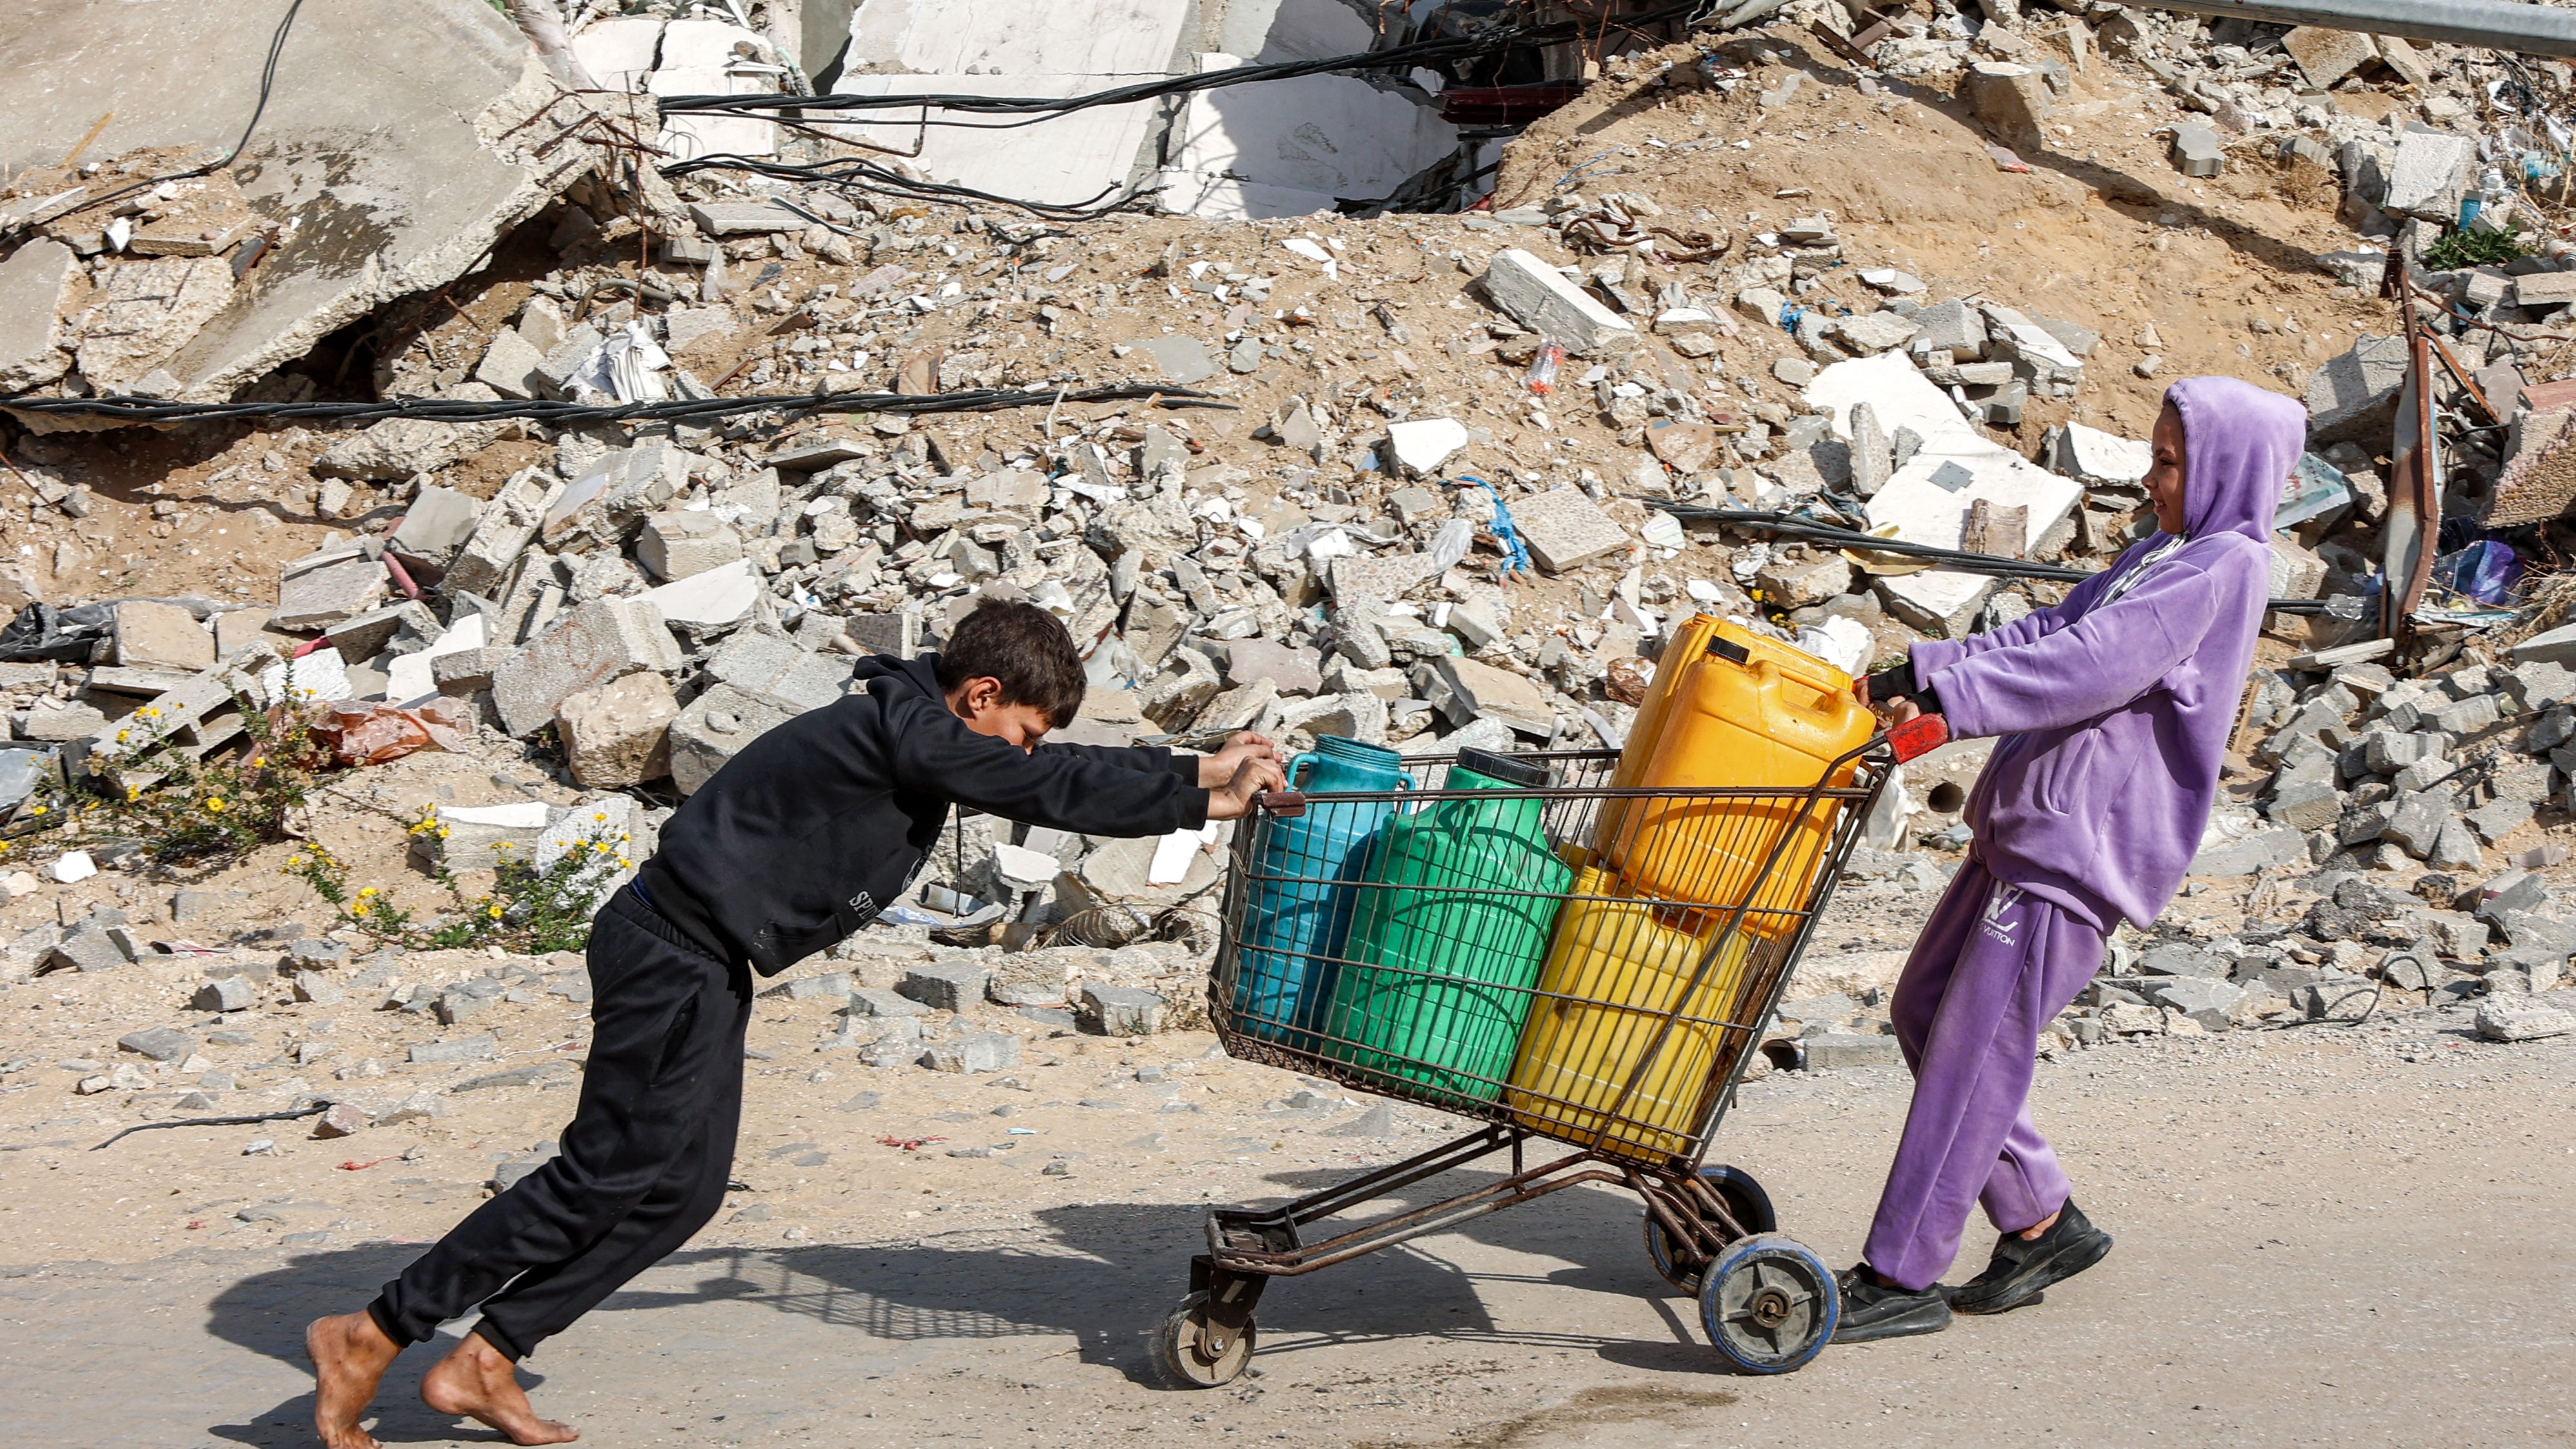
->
[369,888,752,1360]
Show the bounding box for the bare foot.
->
[306,1312,401,1449]
[420,1330,578,1445]
[2017,1208,2063,1241]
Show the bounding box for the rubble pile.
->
[6,0,2576,1158]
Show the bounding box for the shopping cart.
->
[1154,719,1947,1385]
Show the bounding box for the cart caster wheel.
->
[1699,1232,1838,1374]
[1155,1290,1257,1388]
[1644,1164,1780,1295]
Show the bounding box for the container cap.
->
[1452,747,1552,789]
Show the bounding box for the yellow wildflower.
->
[204,797,227,814]
[487,904,505,919]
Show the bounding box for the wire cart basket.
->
[1155,721,1945,1385]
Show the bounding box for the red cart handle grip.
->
[1887,714,1949,764]
[1258,790,1308,818]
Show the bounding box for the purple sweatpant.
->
[1862,858,2104,1292]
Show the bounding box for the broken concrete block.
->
[668,683,798,796]
[1966,61,2050,141]
[1427,655,1555,736]
[0,239,77,390]
[898,960,991,1014]
[194,975,258,1012]
[555,672,678,787]
[490,597,683,737]
[1479,248,1638,358]
[324,600,438,663]
[441,471,554,599]
[389,485,483,572]
[1756,553,1855,608]
[1223,639,1323,696]
[2304,335,2411,445]
[1836,310,1920,356]
[112,600,213,672]
[40,923,129,974]
[707,631,854,712]
[1080,983,1168,1036]
[636,510,746,582]
[2382,129,2475,220]
[274,548,388,632]
[687,201,802,235]
[2476,997,2575,1042]
[2169,121,2224,179]
[2511,270,2576,310]
[2284,25,2379,86]
[472,327,548,399]
[920,1032,1021,1074]
[1509,488,1629,573]
[1385,418,1469,477]
[77,256,237,392]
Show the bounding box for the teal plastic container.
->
[1322,748,1571,1104]
[1232,735,1408,1048]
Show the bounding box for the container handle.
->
[1285,750,1319,790]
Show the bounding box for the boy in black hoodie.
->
[305,600,1284,1448]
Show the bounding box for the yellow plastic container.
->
[1590,613,1721,861]
[1505,866,1759,1161]
[1604,621,1871,939]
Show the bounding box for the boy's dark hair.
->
[935,599,1087,728]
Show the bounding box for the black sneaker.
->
[1831,1265,1952,1343]
[1944,1199,2113,1315]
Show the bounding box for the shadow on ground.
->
[201,1163,1723,1442]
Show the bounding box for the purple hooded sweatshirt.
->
[1910,375,2307,934]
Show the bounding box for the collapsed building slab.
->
[0,0,650,415]
[1807,353,2083,637]
[820,0,1462,217]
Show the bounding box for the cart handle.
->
[1887,712,1949,764]
[1259,790,1307,818]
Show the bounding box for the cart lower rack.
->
[1157,726,1938,1384]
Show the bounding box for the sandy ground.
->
[5,998,2571,1448]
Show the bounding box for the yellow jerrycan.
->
[1603,621,1871,940]
[1505,865,1760,1161]
[1589,612,1720,860]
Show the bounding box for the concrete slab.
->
[0,0,641,410]
[649,20,781,159]
[1807,352,2082,635]
[1171,58,1455,206]
[0,241,79,390]
[844,0,1191,76]
[570,15,667,91]
[822,74,1165,210]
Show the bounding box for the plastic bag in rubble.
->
[311,697,476,766]
[565,319,670,404]
[2433,540,2523,606]
[0,601,114,662]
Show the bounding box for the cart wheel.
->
[1698,1233,1838,1374]
[1644,1164,1780,1295]
[1155,1290,1258,1388]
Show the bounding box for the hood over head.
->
[2162,375,2306,542]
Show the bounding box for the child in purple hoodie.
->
[1833,374,2308,1343]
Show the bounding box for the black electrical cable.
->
[664,152,1149,221]
[92,1103,325,1151]
[0,382,1227,428]
[3,0,305,243]
[1652,503,2336,614]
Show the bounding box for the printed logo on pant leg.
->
[1979,883,2026,945]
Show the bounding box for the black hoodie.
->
[634,653,1208,975]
